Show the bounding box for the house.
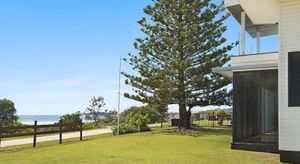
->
[213,0,300,163]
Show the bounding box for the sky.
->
[0,0,278,115]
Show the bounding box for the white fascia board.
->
[212,67,233,78]
[212,63,278,78]
[224,3,278,38]
[212,52,279,78]
[224,0,240,7]
[232,52,279,66]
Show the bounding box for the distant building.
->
[167,112,179,120]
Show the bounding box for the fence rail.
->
[193,120,232,127]
[0,120,83,147]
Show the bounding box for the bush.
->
[112,106,150,135]
[60,112,82,131]
[99,110,117,125]
[1,121,34,135]
[216,110,227,126]
[122,106,160,124]
[0,98,18,126]
[112,121,150,135]
[142,106,160,124]
[82,123,105,130]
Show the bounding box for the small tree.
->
[60,111,81,131]
[102,110,117,125]
[150,104,168,128]
[0,98,18,126]
[112,106,151,135]
[85,96,105,125]
[127,112,150,133]
[124,106,160,124]
[216,110,227,126]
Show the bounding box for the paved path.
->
[1,128,112,147]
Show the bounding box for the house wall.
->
[279,0,300,152]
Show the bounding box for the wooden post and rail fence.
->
[0,119,83,148]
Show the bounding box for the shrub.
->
[82,123,105,130]
[112,106,151,135]
[0,98,18,126]
[142,106,160,124]
[1,121,34,135]
[121,106,160,124]
[60,112,81,131]
[216,110,227,126]
[100,110,117,125]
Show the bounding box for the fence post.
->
[212,112,215,127]
[80,119,83,141]
[207,114,209,127]
[59,120,62,144]
[0,122,2,148]
[33,120,37,147]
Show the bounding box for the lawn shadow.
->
[0,139,81,153]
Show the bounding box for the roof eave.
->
[225,4,278,38]
[212,63,278,78]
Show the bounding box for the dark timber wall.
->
[233,70,278,143]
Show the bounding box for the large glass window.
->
[289,52,300,107]
[233,70,278,144]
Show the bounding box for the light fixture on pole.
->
[117,55,122,135]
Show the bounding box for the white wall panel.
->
[279,0,300,151]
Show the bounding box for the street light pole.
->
[117,55,122,135]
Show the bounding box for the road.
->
[0,128,112,147]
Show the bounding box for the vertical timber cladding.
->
[288,52,300,107]
[233,70,278,143]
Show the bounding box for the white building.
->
[213,0,300,163]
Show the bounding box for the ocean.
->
[18,115,61,125]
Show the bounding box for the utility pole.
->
[117,55,122,135]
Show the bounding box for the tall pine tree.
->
[123,0,236,129]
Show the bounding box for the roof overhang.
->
[213,63,278,78]
[212,52,279,78]
[224,0,279,38]
[238,0,279,25]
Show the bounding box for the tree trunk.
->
[186,109,191,128]
[178,51,190,128]
[177,13,190,129]
[160,115,163,128]
[178,70,190,129]
[179,103,191,129]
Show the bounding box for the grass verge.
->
[0,126,279,164]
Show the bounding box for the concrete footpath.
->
[0,128,112,147]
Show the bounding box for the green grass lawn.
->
[0,127,279,164]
